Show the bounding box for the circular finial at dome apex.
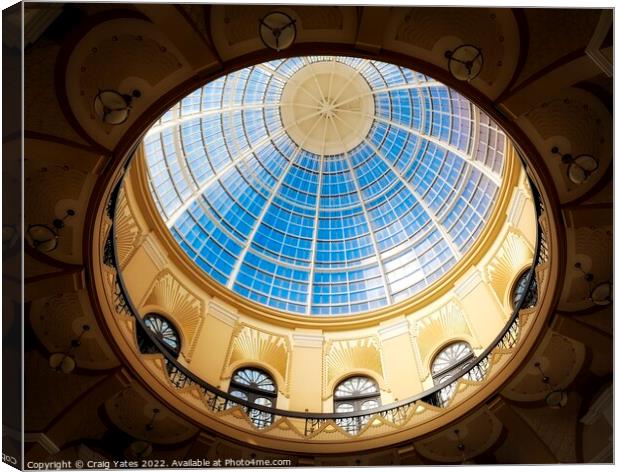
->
[280,61,375,156]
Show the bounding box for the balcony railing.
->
[100,173,548,439]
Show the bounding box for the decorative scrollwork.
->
[106,182,122,220]
[103,227,116,267]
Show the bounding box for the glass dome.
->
[143,56,506,316]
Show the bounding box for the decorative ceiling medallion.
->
[280,60,375,155]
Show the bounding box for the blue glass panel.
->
[142,56,507,316]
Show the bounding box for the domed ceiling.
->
[143,56,507,316]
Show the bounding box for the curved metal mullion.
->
[331,80,443,111]
[164,127,288,227]
[230,381,278,399]
[372,114,502,187]
[225,144,303,289]
[146,103,280,137]
[305,119,327,315]
[225,116,324,290]
[328,58,373,105]
[333,109,463,262]
[332,118,393,305]
[256,62,292,84]
[365,138,461,259]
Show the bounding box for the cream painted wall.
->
[456,272,506,346]
[288,330,324,411]
[121,244,162,305]
[117,148,538,412]
[378,319,423,400]
[187,302,238,387]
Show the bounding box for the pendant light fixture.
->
[444,44,484,81]
[574,262,612,306]
[258,11,297,52]
[534,362,568,409]
[127,408,160,459]
[93,89,142,125]
[49,324,90,374]
[26,209,76,252]
[551,146,599,185]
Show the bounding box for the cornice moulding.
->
[292,332,324,348]
[208,299,239,327]
[378,318,410,341]
[453,269,483,299]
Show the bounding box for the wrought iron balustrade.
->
[101,174,548,437]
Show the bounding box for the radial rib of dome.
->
[143,56,506,317]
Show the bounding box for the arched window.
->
[431,341,474,406]
[138,313,181,358]
[431,341,474,383]
[333,376,381,434]
[511,268,538,309]
[228,367,277,428]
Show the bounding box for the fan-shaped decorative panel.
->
[324,337,384,395]
[486,231,534,306]
[225,324,291,393]
[415,302,474,371]
[113,188,143,268]
[141,271,204,360]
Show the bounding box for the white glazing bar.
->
[305,113,329,315]
[256,63,292,84]
[164,128,286,227]
[146,103,281,137]
[368,114,502,187]
[344,150,394,305]
[226,116,325,289]
[332,105,463,260]
[331,114,393,304]
[172,121,200,194]
[364,135,462,259]
[327,59,374,105]
[304,56,327,100]
[337,93,502,187]
[305,163,323,314]
[323,81,444,110]
[224,143,303,289]
[163,104,332,228]
[433,103,483,222]
[360,133,462,259]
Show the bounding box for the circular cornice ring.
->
[82,44,566,455]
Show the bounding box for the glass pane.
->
[230,390,248,401]
[334,376,379,398]
[512,270,538,308]
[254,397,272,407]
[431,342,473,376]
[232,368,276,392]
[143,56,506,316]
[335,403,354,413]
[144,314,180,353]
[360,400,379,411]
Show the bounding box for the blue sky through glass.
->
[143,56,506,316]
